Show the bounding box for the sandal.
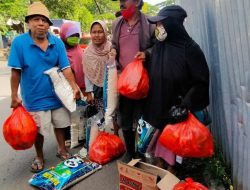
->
[56,151,72,161]
[31,157,44,173]
[65,140,71,148]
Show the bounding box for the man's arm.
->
[111,19,118,52]
[135,20,156,63]
[10,69,22,108]
[62,67,81,100]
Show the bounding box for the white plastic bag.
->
[44,67,76,112]
[86,111,105,151]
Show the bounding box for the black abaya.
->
[144,18,209,129]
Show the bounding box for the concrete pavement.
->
[0,61,119,190]
[0,59,9,75]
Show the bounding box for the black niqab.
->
[144,17,209,129]
[162,17,190,43]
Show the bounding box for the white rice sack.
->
[88,122,99,150]
[104,62,118,129]
[70,105,87,148]
[70,123,79,148]
[44,67,76,112]
[88,111,105,149]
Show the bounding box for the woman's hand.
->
[109,48,117,58]
[86,92,94,105]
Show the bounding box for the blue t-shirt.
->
[8,32,70,112]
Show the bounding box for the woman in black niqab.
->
[144,6,210,167]
[144,10,210,130]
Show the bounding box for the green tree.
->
[156,0,176,7]
[142,2,159,16]
[0,0,159,34]
[44,0,119,32]
[44,0,93,32]
[0,0,29,34]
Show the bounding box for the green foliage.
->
[44,0,119,32]
[0,16,8,34]
[0,0,29,34]
[44,0,92,32]
[142,2,159,16]
[156,0,176,6]
[89,0,120,14]
[175,143,233,189]
[204,144,233,189]
[0,0,159,33]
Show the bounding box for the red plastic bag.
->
[173,178,208,190]
[159,113,214,157]
[3,105,37,150]
[108,134,126,157]
[89,132,125,165]
[118,59,149,99]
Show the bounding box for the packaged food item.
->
[136,118,155,155]
[29,155,102,190]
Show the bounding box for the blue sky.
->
[144,0,166,5]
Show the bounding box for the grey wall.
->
[176,0,250,189]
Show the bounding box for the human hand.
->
[168,105,189,124]
[11,96,22,108]
[86,92,94,105]
[73,87,81,100]
[134,51,146,62]
[109,48,117,58]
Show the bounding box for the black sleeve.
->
[143,24,156,68]
[182,43,210,111]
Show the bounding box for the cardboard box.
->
[117,159,180,190]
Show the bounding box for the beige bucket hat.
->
[25,2,53,26]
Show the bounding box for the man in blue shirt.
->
[8,2,80,172]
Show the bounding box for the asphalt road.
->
[0,63,119,190]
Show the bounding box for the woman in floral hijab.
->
[83,20,112,112]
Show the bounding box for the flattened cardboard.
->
[118,159,180,190]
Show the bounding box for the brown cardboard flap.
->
[135,162,180,190]
[127,159,141,166]
[118,161,158,187]
[157,171,180,190]
[118,160,180,190]
[135,162,168,179]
